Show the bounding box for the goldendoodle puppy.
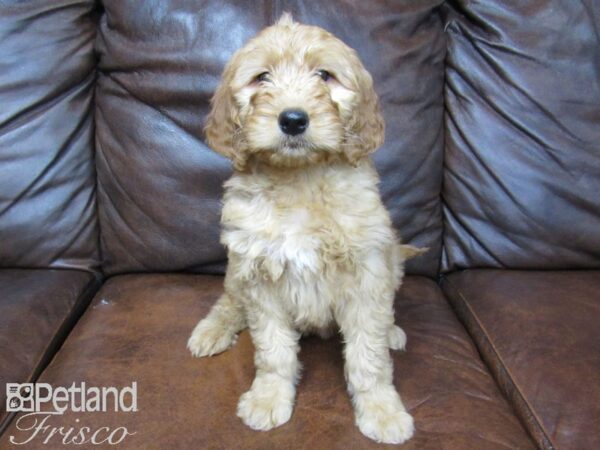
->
[188,13,423,444]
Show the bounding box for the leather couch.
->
[0,1,598,449]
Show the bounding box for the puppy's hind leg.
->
[188,292,246,357]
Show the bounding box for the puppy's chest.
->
[222,192,358,280]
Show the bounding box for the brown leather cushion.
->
[442,1,600,271]
[443,270,600,450]
[0,269,99,433]
[0,1,100,271]
[1,275,534,448]
[95,0,445,277]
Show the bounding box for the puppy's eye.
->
[316,70,332,81]
[255,72,270,83]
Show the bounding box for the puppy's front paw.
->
[237,378,294,431]
[187,317,237,357]
[354,390,414,444]
[388,325,407,351]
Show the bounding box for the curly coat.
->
[188,14,423,444]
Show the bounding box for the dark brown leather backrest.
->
[443,0,600,271]
[95,0,446,277]
[0,0,100,272]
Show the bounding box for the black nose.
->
[278,109,309,136]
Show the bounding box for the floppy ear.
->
[344,58,385,165]
[204,58,247,170]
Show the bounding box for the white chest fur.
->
[221,161,394,284]
[221,161,398,332]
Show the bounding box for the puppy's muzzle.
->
[278,109,309,136]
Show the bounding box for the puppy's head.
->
[205,13,384,170]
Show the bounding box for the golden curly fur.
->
[188,13,424,444]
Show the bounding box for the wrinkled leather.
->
[0,0,100,271]
[1,1,598,448]
[94,0,445,277]
[442,0,600,271]
[0,275,534,449]
[0,269,99,433]
[443,270,600,450]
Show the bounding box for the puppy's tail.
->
[397,244,429,261]
[392,244,428,290]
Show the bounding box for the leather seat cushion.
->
[0,269,99,432]
[443,270,600,450]
[1,274,534,449]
